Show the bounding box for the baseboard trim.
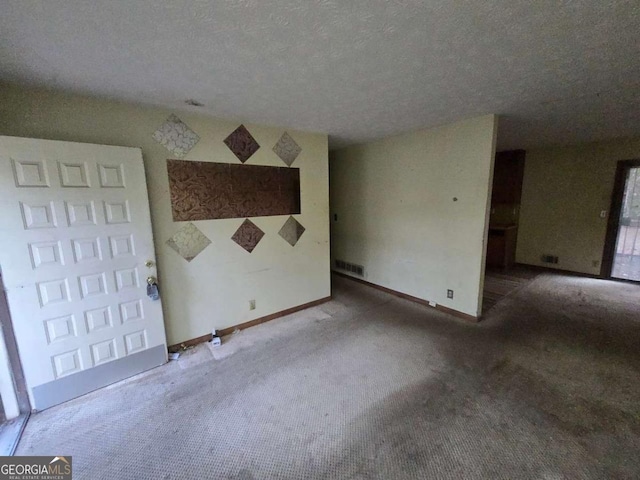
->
[168,296,333,352]
[169,333,214,352]
[333,271,478,323]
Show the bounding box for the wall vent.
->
[335,259,364,277]
[541,254,559,264]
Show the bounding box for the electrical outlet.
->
[600,210,607,218]
[447,289,454,299]
[428,300,437,308]
[249,299,256,311]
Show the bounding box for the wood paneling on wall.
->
[167,160,301,221]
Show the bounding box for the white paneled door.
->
[0,136,167,410]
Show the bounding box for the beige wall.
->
[517,137,640,275]
[0,84,330,345]
[330,115,497,318]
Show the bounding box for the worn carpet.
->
[16,273,640,479]
[482,266,539,313]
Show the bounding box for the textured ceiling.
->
[1,0,639,150]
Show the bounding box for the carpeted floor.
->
[482,266,539,313]
[16,273,640,479]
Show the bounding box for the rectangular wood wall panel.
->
[167,160,301,221]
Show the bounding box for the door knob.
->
[147,276,157,285]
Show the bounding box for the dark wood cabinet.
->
[487,225,518,269]
[491,150,526,204]
[486,150,525,270]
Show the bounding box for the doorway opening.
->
[603,160,640,282]
[483,150,538,314]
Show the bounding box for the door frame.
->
[601,159,640,280]
[0,270,31,416]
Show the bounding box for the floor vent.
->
[541,254,559,264]
[335,259,364,276]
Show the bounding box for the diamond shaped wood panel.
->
[231,219,265,253]
[223,125,260,163]
[273,132,302,166]
[278,216,306,246]
[166,222,212,262]
[152,114,200,158]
